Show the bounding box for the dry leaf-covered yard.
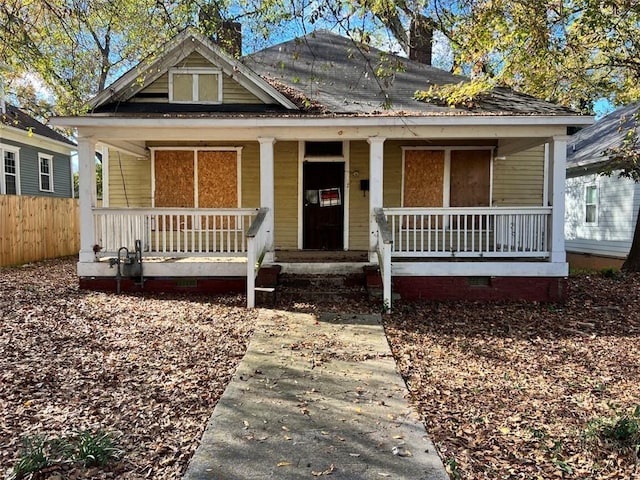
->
[385,273,640,479]
[1,257,257,479]
[1,257,639,479]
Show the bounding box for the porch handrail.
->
[246,208,270,309]
[383,206,552,258]
[93,207,259,256]
[373,208,393,313]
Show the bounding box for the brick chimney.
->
[409,15,433,65]
[218,21,242,58]
[199,6,242,58]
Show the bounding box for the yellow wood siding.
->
[383,141,404,207]
[493,146,545,206]
[273,142,299,249]
[134,51,265,104]
[222,74,263,104]
[348,141,370,250]
[107,150,152,207]
[240,143,260,208]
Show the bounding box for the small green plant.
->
[585,405,640,452]
[9,435,52,480]
[600,267,620,279]
[8,429,123,479]
[600,408,640,446]
[446,457,462,480]
[73,430,123,467]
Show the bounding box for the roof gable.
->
[1,104,75,147]
[90,29,297,112]
[567,103,639,170]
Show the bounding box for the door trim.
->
[297,141,350,250]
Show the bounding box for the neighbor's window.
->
[169,68,222,103]
[2,147,20,195]
[585,184,597,224]
[39,153,54,192]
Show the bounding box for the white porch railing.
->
[246,208,270,309]
[93,208,260,256]
[373,208,393,313]
[384,207,552,258]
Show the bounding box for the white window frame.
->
[38,153,54,192]
[0,143,21,195]
[584,183,598,225]
[168,68,223,104]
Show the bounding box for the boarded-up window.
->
[154,150,238,208]
[403,150,445,207]
[154,150,195,207]
[198,151,237,207]
[450,150,491,207]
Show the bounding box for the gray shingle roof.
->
[1,103,76,146]
[244,30,577,116]
[567,103,639,171]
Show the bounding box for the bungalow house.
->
[565,103,640,269]
[51,28,591,308]
[0,101,75,197]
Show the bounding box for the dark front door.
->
[303,161,344,250]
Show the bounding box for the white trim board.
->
[392,261,569,277]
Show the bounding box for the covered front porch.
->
[64,115,578,310]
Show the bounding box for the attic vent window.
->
[169,68,222,104]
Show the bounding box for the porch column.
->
[258,137,275,261]
[368,136,386,261]
[548,135,569,263]
[77,136,97,263]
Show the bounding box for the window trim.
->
[38,153,54,192]
[0,143,21,195]
[584,183,598,225]
[168,68,223,104]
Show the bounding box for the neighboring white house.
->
[565,103,640,269]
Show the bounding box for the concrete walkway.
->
[184,310,448,480]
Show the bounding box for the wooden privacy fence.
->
[0,195,80,267]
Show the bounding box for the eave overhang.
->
[51,114,594,130]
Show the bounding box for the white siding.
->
[565,171,640,257]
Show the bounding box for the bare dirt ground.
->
[1,257,639,479]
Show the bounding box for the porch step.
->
[277,273,371,305]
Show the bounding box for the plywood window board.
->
[197,151,237,208]
[198,150,238,229]
[450,150,491,207]
[154,150,195,208]
[403,150,445,207]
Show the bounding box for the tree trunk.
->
[622,205,640,271]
